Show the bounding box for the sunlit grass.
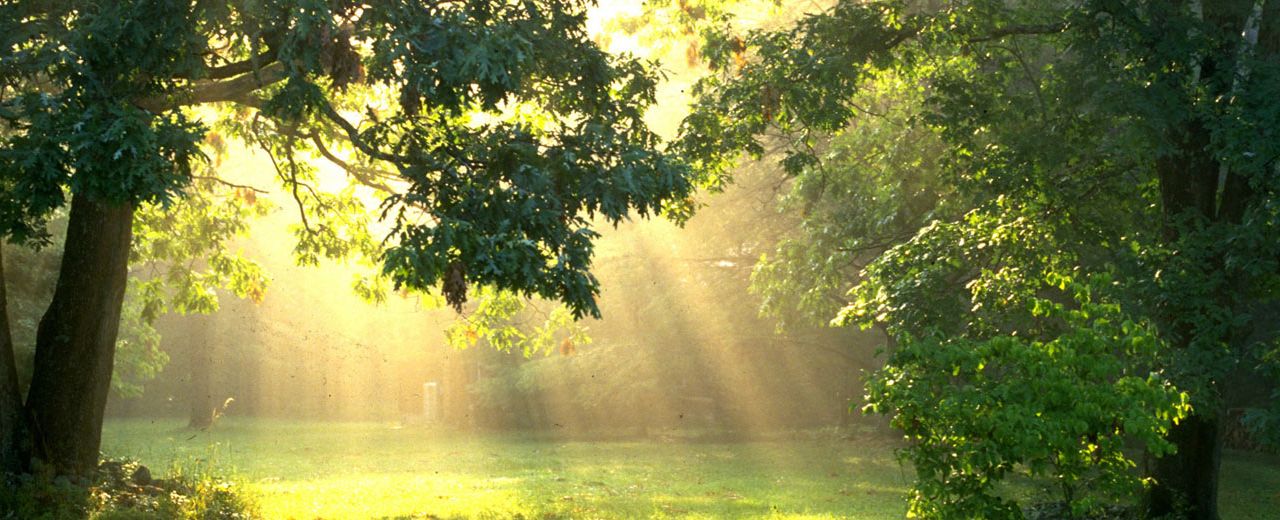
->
[100,418,1280,519]
[102,418,910,519]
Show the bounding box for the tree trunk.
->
[0,246,31,474]
[1143,2,1280,515]
[23,194,134,476]
[186,313,215,429]
[1146,100,1225,517]
[1147,413,1223,519]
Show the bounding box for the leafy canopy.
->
[0,0,695,318]
[677,0,1280,515]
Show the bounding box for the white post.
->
[422,381,440,423]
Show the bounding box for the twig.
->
[255,130,311,232]
[307,132,397,193]
[191,175,268,194]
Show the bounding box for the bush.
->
[0,457,259,519]
[855,270,1189,518]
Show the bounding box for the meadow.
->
[101,418,1280,519]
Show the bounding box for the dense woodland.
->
[2,0,1280,518]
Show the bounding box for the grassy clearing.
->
[100,418,1280,519]
[102,418,907,519]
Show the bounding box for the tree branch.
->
[191,175,269,194]
[968,22,1069,43]
[135,62,288,112]
[253,123,312,233]
[204,50,278,80]
[316,99,412,165]
[307,132,397,193]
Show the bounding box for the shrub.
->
[0,457,259,519]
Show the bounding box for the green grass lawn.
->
[100,418,1280,519]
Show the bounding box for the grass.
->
[100,418,1280,519]
[102,418,907,519]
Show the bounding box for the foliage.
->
[676,0,1280,515]
[0,0,206,241]
[445,0,808,363]
[110,285,168,400]
[1,0,695,322]
[600,0,782,68]
[834,199,1189,515]
[2,178,269,398]
[856,270,1187,517]
[0,457,259,520]
[749,72,950,329]
[444,286,589,358]
[1245,340,1280,451]
[130,178,272,317]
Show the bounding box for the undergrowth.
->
[0,457,258,519]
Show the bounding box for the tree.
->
[1,0,692,476]
[3,179,270,394]
[0,247,27,475]
[0,177,268,475]
[130,177,272,428]
[678,0,1280,517]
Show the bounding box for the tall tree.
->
[184,313,217,429]
[0,173,270,471]
[1,0,691,475]
[678,0,1280,517]
[0,248,26,475]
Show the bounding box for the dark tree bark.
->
[23,194,133,476]
[1145,115,1226,520]
[1137,22,1228,504]
[0,246,31,474]
[1148,413,1223,519]
[1146,5,1280,516]
[186,313,215,430]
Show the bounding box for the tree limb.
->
[135,62,288,112]
[968,22,1069,43]
[316,99,412,165]
[203,50,278,80]
[307,132,397,193]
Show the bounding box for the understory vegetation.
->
[1,456,257,520]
